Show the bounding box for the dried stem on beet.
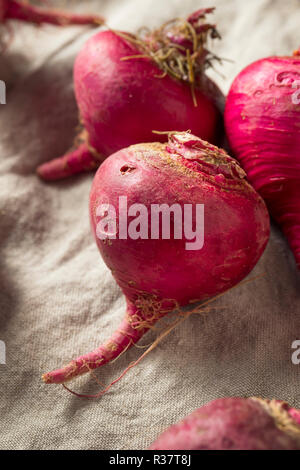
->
[117,8,221,106]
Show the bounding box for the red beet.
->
[149,397,300,450]
[42,132,269,387]
[37,8,224,181]
[225,50,300,269]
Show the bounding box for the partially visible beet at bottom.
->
[149,398,300,450]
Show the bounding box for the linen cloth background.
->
[0,0,299,450]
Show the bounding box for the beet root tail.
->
[37,138,103,181]
[42,304,150,384]
[4,0,104,26]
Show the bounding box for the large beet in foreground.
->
[43,132,269,387]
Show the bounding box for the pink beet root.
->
[225,50,300,269]
[149,397,300,450]
[42,132,269,387]
[0,0,104,26]
[37,8,223,181]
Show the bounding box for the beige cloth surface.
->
[0,0,299,450]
